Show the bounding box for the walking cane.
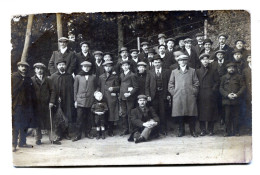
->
[49,106,53,145]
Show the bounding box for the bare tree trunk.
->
[21,15,34,62]
[137,37,140,53]
[204,19,208,39]
[56,13,63,48]
[117,16,124,52]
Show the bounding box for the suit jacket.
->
[138,51,148,63]
[156,53,175,69]
[214,44,234,62]
[48,49,76,75]
[74,74,97,108]
[94,62,105,79]
[193,43,204,57]
[75,52,95,75]
[211,59,230,78]
[182,47,201,69]
[119,71,139,101]
[145,68,171,100]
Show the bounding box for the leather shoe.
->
[191,132,198,137]
[36,140,42,145]
[19,144,33,148]
[72,136,81,142]
[209,132,214,136]
[200,131,206,136]
[96,134,100,140]
[86,134,94,139]
[135,136,145,144]
[64,135,71,140]
[120,130,129,136]
[101,131,106,139]
[160,131,167,136]
[52,140,61,145]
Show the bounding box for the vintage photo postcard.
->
[10,10,252,167]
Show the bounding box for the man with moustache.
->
[12,61,35,152]
[48,37,76,75]
[147,48,156,70]
[193,33,205,56]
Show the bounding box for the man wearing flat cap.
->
[193,33,205,56]
[98,60,120,136]
[138,42,149,63]
[48,37,77,75]
[183,38,200,69]
[31,63,54,145]
[12,61,36,151]
[196,53,220,136]
[93,51,105,79]
[168,55,199,137]
[169,51,185,70]
[73,61,96,141]
[220,62,245,137]
[214,33,234,62]
[128,95,160,144]
[75,41,95,75]
[200,39,215,62]
[146,55,171,136]
[49,58,75,144]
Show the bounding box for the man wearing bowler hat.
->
[12,61,35,151]
[31,63,54,145]
[128,95,160,144]
[193,33,205,56]
[168,54,199,137]
[214,33,234,62]
[48,37,76,75]
[138,41,149,62]
[146,55,171,135]
[75,41,95,75]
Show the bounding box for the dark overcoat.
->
[243,66,252,103]
[98,72,120,122]
[138,51,148,63]
[114,57,137,74]
[74,74,97,108]
[145,68,171,100]
[31,75,54,129]
[155,54,175,69]
[219,73,246,105]
[75,52,95,75]
[193,44,204,57]
[182,47,201,69]
[196,65,220,121]
[119,71,139,101]
[211,60,230,78]
[168,67,199,117]
[136,72,147,95]
[214,44,234,62]
[48,49,76,75]
[12,72,36,129]
[50,72,75,123]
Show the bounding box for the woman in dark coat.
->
[196,53,220,136]
[98,60,120,136]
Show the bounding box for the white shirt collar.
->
[180,65,187,72]
[132,57,138,63]
[96,61,102,67]
[185,48,191,55]
[159,53,165,58]
[36,74,43,80]
[59,71,65,74]
[122,57,129,61]
[218,59,224,64]
[124,69,130,75]
[60,47,67,54]
[82,52,88,57]
[155,67,162,73]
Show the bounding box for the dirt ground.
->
[12,122,252,166]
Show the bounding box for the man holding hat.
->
[183,38,200,69]
[12,61,35,151]
[214,33,234,62]
[220,62,245,136]
[128,95,160,144]
[168,54,199,137]
[196,53,220,136]
[98,60,120,136]
[31,63,54,145]
[193,33,205,56]
[146,55,171,136]
[119,60,139,136]
[75,41,95,75]
[48,37,76,75]
[138,42,149,62]
[73,61,97,141]
[49,58,75,144]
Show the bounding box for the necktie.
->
[156,69,160,77]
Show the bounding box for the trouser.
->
[199,121,215,133]
[75,107,92,137]
[151,91,167,132]
[12,127,27,147]
[120,99,135,132]
[217,93,225,123]
[225,105,240,135]
[95,114,105,128]
[178,116,196,134]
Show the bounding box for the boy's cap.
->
[199,53,210,60]
[33,62,46,68]
[137,94,147,100]
[215,50,226,55]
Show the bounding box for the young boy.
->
[119,60,139,136]
[91,91,108,139]
[220,63,245,136]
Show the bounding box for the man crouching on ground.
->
[128,95,160,144]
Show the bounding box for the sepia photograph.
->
[10,8,253,167]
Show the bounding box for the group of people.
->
[12,32,252,152]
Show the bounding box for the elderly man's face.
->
[138,98,147,107]
[59,41,68,49]
[196,36,204,42]
[18,65,28,74]
[35,67,44,75]
[178,59,188,67]
[81,44,89,53]
[131,51,138,59]
[158,37,165,45]
[204,43,212,50]
[167,41,174,49]
[158,46,166,54]
[236,41,244,50]
[120,51,128,58]
[137,65,146,73]
[216,53,224,60]
[57,62,66,73]
[142,45,148,53]
[148,53,154,60]
[218,36,226,45]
